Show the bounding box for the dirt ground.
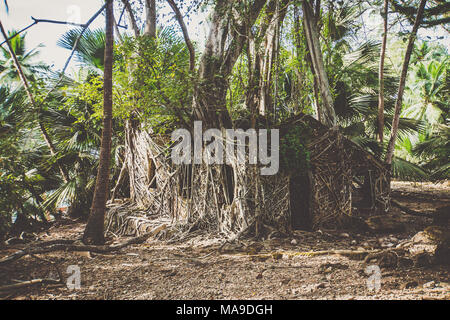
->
[0,181,449,300]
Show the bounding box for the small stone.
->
[316,282,327,289]
[303,284,316,292]
[351,240,357,245]
[75,251,91,258]
[401,280,419,289]
[121,263,133,267]
[290,239,298,245]
[413,252,432,267]
[126,253,139,256]
[423,281,435,289]
[272,252,283,260]
[340,233,350,238]
[398,257,414,268]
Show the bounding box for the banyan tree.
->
[105,0,391,239]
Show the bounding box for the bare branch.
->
[30,16,86,28]
[0,21,37,47]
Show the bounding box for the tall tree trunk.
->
[0,21,69,184]
[244,0,289,118]
[257,0,289,116]
[120,0,140,37]
[144,0,156,38]
[302,0,336,127]
[122,0,157,204]
[385,0,427,165]
[193,0,231,127]
[293,4,320,119]
[377,0,388,143]
[83,0,114,245]
[166,0,195,71]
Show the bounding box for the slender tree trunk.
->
[258,0,289,116]
[293,4,319,119]
[302,0,336,127]
[0,20,69,184]
[114,16,124,45]
[166,0,195,71]
[83,0,114,245]
[144,0,156,38]
[385,0,427,165]
[122,0,157,204]
[120,0,140,37]
[377,0,388,143]
[244,0,289,117]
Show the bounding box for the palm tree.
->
[0,85,57,230]
[410,56,449,180]
[0,21,69,183]
[0,31,49,85]
[82,0,114,245]
[413,124,450,180]
[332,40,428,179]
[385,0,428,165]
[39,98,102,218]
[57,28,106,71]
[404,59,448,124]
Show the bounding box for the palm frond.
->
[57,28,106,70]
[350,135,383,157]
[392,157,429,181]
[429,163,450,181]
[383,115,427,137]
[343,40,381,69]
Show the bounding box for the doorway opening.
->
[290,173,312,230]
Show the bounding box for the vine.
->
[279,124,311,173]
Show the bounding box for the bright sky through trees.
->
[0,0,209,72]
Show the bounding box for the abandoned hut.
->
[106,114,390,238]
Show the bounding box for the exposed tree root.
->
[24,239,77,249]
[224,248,384,260]
[0,279,63,292]
[391,199,433,218]
[0,230,159,266]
